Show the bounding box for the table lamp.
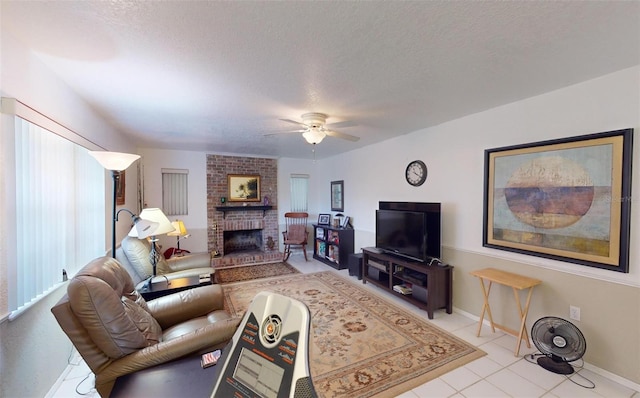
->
[128,208,175,277]
[167,220,190,254]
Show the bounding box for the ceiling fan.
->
[266,113,359,144]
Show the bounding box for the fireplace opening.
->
[224,229,263,255]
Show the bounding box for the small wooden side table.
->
[470,268,541,356]
[138,275,213,300]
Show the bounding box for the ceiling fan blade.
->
[279,118,307,127]
[263,130,305,137]
[325,120,357,129]
[325,130,360,142]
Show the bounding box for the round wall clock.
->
[405,160,428,186]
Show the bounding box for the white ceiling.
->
[3,1,639,159]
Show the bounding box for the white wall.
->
[138,151,325,254]
[137,148,209,251]
[285,65,639,384]
[103,65,640,385]
[311,65,639,287]
[0,29,137,397]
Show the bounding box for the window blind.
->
[162,169,188,216]
[290,174,309,212]
[12,117,105,316]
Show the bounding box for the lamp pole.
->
[88,151,140,257]
[111,170,120,258]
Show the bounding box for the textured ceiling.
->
[2,1,639,159]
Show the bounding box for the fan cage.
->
[531,316,586,362]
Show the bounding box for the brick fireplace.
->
[206,155,281,267]
[224,227,263,255]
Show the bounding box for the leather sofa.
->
[51,256,241,397]
[116,236,215,289]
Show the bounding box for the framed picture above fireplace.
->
[228,174,261,202]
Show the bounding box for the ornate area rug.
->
[215,262,300,283]
[222,271,485,397]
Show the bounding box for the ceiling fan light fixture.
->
[303,128,326,144]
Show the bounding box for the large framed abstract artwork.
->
[483,129,633,273]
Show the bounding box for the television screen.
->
[376,210,428,262]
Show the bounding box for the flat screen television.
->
[375,204,441,263]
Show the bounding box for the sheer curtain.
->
[11,117,104,316]
[290,174,309,212]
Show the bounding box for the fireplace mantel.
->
[215,205,273,219]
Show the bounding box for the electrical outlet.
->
[569,305,581,321]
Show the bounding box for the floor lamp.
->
[89,151,141,258]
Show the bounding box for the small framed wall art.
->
[331,180,344,211]
[341,216,351,228]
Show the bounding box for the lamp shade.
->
[89,151,140,171]
[167,220,188,237]
[302,128,326,144]
[129,208,175,238]
[131,219,159,238]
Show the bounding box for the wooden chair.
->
[282,212,309,261]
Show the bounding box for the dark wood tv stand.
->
[362,248,452,319]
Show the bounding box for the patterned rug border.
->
[215,261,300,284]
[222,271,486,397]
[213,259,284,269]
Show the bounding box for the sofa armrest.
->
[147,284,224,329]
[95,316,241,397]
[166,252,211,271]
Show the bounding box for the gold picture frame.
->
[483,128,633,273]
[227,174,261,202]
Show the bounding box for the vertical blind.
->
[162,169,188,216]
[12,117,105,315]
[290,174,309,212]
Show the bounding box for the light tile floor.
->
[47,254,640,398]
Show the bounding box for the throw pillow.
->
[121,237,152,279]
[68,276,148,358]
[123,289,150,313]
[286,224,307,242]
[155,254,172,275]
[121,297,162,346]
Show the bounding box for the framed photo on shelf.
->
[318,213,331,225]
[341,216,350,228]
[331,180,344,211]
[227,174,261,202]
[483,128,633,273]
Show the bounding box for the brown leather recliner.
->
[51,256,241,397]
[116,236,215,290]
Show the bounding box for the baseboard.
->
[452,306,640,392]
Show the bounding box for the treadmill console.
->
[211,291,316,398]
